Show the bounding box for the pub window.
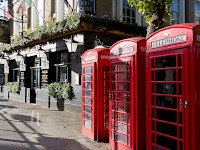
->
[171,0,180,24]
[195,2,200,23]
[55,64,71,83]
[13,68,20,82]
[34,68,41,88]
[122,0,136,24]
[59,66,68,83]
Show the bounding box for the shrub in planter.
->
[47,82,75,100]
[7,82,20,94]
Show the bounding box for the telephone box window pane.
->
[179,126,183,139]
[84,67,92,73]
[178,69,182,81]
[84,82,91,89]
[178,55,182,66]
[128,136,130,146]
[84,75,91,81]
[152,95,155,106]
[156,109,177,123]
[178,83,182,95]
[156,122,177,137]
[151,58,154,68]
[152,109,155,119]
[152,70,154,81]
[179,141,183,149]
[152,83,155,93]
[84,106,91,113]
[156,56,176,68]
[84,98,91,104]
[152,120,155,131]
[156,70,176,81]
[85,90,91,96]
[117,113,129,123]
[156,135,177,149]
[84,120,91,129]
[179,112,182,124]
[156,96,177,109]
[116,122,127,133]
[84,113,91,121]
[152,133,155,143]
[115,133,127,144]
[112,131,114,139]
[156,83,176,94]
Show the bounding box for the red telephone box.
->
[146,23,200,150]
[109,37,146,150]
[82,46,110,142]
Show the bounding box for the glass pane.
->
[156,83,176,95]
[117,113,129,123]
[152,133,155,143]
[85,90,91,96]
[156,135,177,149]
[156,56,176,68]
[178,55,182,66]
[116,122,127,133]
[84,67,92,74]
[179,112,182,124]
[156,122,177,137]
[156,109,177,123]
[84,82,91,89]
[156,69,176,81]
[84,106,91,113]
[156,96,177,109]
[115,133,127,144]
[84,75,91,81]
[179,141,183,149]
[60,67,67,82]
[151,58,155,68]
[84,113,91,121]
[152,120,155,131]
[179,126,183,139]
[84,98,91,105]
[152,70,154,81]
[178,69,182,81]
[84,120,91,129]
[152,95,155,106]
[178,83,182,95]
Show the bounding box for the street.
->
[0,97,109,150]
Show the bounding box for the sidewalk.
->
[0,96,109,150]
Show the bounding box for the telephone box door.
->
[82,63,96,139]
[110,57,134,149]
[147,48,189,150]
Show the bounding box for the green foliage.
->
[127,0,172,26]
[7,82,21,94]
[47,82,75,100]
[0,13,145,52]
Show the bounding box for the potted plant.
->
[7,82,20,94]
[47,82,75,111]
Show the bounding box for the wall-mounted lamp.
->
[64,36,80,52]
[15,53,23,63]
[36,47,45,58]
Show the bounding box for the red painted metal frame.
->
[146,23,200,150]
[109,37,146,150]
[81,47,110,142]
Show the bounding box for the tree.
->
[127,0,172,37]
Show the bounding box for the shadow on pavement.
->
[0,99,9,102]
[0,104,17,109]
[38,136,90,150]
[11,114,39,122]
